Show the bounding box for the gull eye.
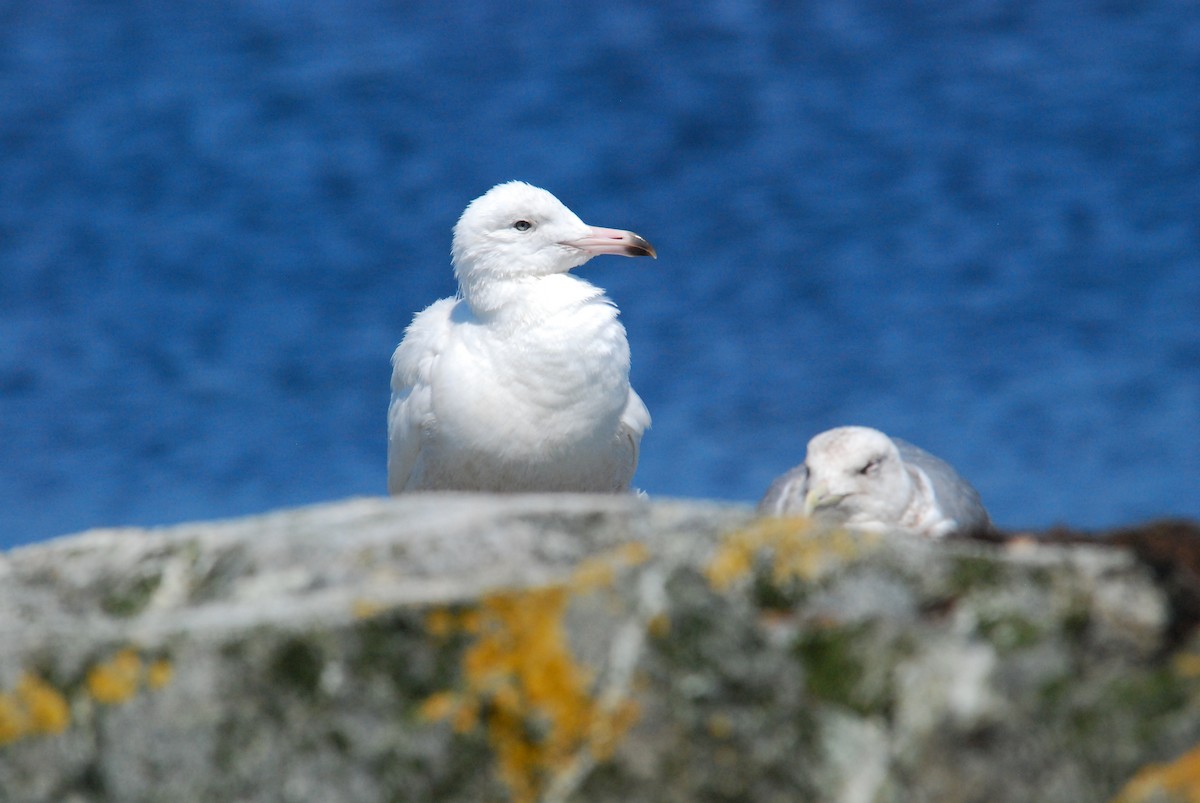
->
[513,220,532,232]
[858,458,881,476]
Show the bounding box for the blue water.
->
[2,1,1198,547]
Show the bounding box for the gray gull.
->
[758,426,991,538]
[387,181,655,495]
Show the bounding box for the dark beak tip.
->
[630,234,657,259]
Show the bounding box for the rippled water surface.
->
[2,1,1198,545]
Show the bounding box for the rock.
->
[0,495,1197,803]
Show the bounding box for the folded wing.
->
[387,299,457,494]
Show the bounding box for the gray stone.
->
[0,495,1196,803]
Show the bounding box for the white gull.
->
[387,181,655,495]
[758,426,991,538]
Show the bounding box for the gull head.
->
[451,181,655,297]
[801,426,912,525]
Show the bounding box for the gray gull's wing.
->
[893,438,991,535]
[757,463,810,516]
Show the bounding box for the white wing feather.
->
[386,298,457,494]
[619,387,651,477]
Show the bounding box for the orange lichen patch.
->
[1113,742,1200,803]
[706,713,734,739]
[425,608,458,638]
[0,672,72,746]
[85,648,172,704]
[418,691,459,723]
[647,612,671,639]
[0,695,23,744]
[450,698,480,734]
[570,557,616,593]
[588,698,639,761]
[145,659,174,691]
[351,598,388,620]
[87,648,144,704]
[17,674,70,735]
[1172,652,1200,679]
[705,536,755,591]
[613,541,650,567]
[459,608,483,635]
[1,649,172,748]
[571,540,652,594]
[422,579,642,803]
[706,517,877,592]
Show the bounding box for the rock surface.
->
[0,495,1198,803]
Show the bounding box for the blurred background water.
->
[2,0,1198,548]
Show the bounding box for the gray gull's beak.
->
[565,226,657,259]
[803,484,847,516]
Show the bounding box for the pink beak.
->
[565,226,657,258]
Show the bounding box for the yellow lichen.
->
[422,543,652,803]
[1113,742,1200,803]
[0,692,26,745]
[459,608,483,635]
[17,674,70,735]
[0,648,172,749]
[479,586,595,801]
[613,541,650,567]
[0,672,72,746]
[145,659,174,691]
[1172,652,1200,680]
[351,598,387,620]
[450,697,480,734]
[588,698,640,761]
[425,608,458,638]
[571,541,650,593]
[706,517,878,592]
[707,712,734,739]
[86,648,144,704]
[570,557,616,593]
[417,691,458,722]
[86,648,173,703]
[705,538,755,591]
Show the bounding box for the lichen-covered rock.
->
[0,495,1197,803]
